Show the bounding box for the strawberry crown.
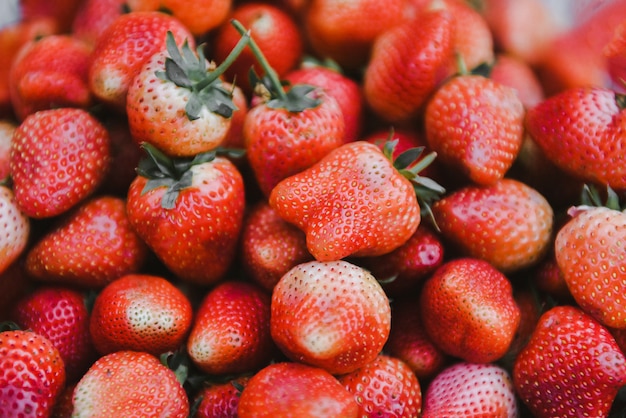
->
[156,30,250,120]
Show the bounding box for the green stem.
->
[230,19,288,101]
[196,29,251,91]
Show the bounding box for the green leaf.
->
[165,58,192,88]
[185,93,203,120]
[394,147,425,171]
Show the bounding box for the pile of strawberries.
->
[1,0,626,416]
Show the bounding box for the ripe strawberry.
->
[126,144,245,285]
[0,120,16,182]
[363,7,454,124]
[489,53,545,109]
[270,260,391,375]
[424,74,525,186]
[9,34,92,121]
[513,305,626,418]
[156,0,232,37]
[303,0,405,71]
[432,178,553,273]
[10,108,111,219]
[11,286,97,382]
[71,0,127,47]
[72,350,189,417]
[0,185,29,275]
[192,376,249,418]
[240,201,313,291]
[51,382,76,418]
[526,87,626,190]
[237,362,359,418]
[0,262,34,320]
[605,19,626,93]
[384,298,449,381]
[89,274,193,356]
[220,84,249,150]
[19,0,83,33]
[25,196,148,289]
[421,362,518,417]
[338,354,422,417]
[88,11,194,110]
[269,140,441,261]
[284,62,364,144]
[419,258,521,364]
[186,280,275,375]
[213,3,303,96]
[0,329,66,417]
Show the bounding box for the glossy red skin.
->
[25,196,148,289]
[89,274,193,356]
[513,305,626,418]
[526,87,626,190]
[10,108,111,219]
[193,377,249,418]
[186,280,275,375]
[126,156,245,285]
[270,141,420,261]
[0,330,66,417]
[71,0,127,47]
[12,287,97,382]
[339,354,422,417]
[237,362,359,418]
[419,258,521,364]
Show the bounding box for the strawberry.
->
[0,262,34,321]
[424,74,525,186]
[153,0,232,37]
[554,190,626,329]
[220,83,249,150]
[384,297,449,382]
[127,30,249,157]
[421,362,518,417]
[513,305,626,417]
[25,196,148,289]
[237,362,359,418]
[0,329,66,417]
[270,260,391,375]
[270,140,443,261]
[192,376,249,418]
[525,87,626,190]
[51,382,76,418]
[88,11,194,110]
[240,201,313,291]
[0,185,29,275]
[363,7,454,124]
[126,144,245,285]
[213,2,303,96]
[89,274,193,356]
[419,257,521,364]
[11,286,97,382]
[72,350,189,417]
[432,178,553,273]
[9,34,92,121]
[0,120,15,182]
[10,108,111,219]
[605,19,626,93]
[489,53,545,109]
[338,354,422,417]
[303,0,405,72]
[71,0,127,48]
[186,280,275,375]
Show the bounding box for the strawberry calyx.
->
[0,321,21,332]
[569,184,625,218]
[156,30,250,120]
[617,93,626,110]
[137,142,244,209]
[230,19,322,112]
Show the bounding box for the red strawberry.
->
[338,354,422,417]
[421,362,518,417]
[10,108,111,219]
[11,286,97,382]
[270,260,391,375]
[240,201,313,291]
[0,118,16,182]
[0,262,34,320]
[424,74,525,186]
[126,144,245,285]
[25,196,148,289]
[192,376,249,418]
[0,329,66,417]
[269,141,440,261]
[605,19,626,93]
[89,274,193,356]
[88,11,194,110]
[363,7,454,124]
[72,350,189,417]
[186,280,275,375]
[126,31,249,157]
[19,0,83,33]
[432,178,553,273]
[525,87,626,190]
[237,362,359,418]
[489,53,546,109]
[0,185,30,275]
[51,382,76,418]
[419,258,521,364]
[71,0,127,48]
[513,305,626,418]
[153,0,232,37]
[9,34,92,121]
